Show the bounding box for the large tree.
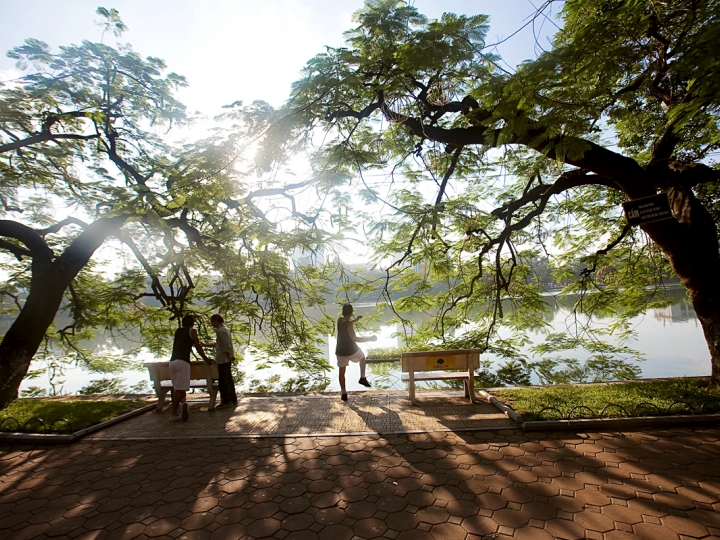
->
[0,9,332,406]
[240,0,720,384]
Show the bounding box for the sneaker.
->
[169,413,182,422]
[358,377,371,387]
[341,393,348,401]
[181,402,189,421]
[216,402,234,409]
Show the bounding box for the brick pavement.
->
[1,422,720,539]
[86,393,513,439]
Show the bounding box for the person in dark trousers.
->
[335,303,377,401]
[169,315,212,421]
[209,314,238,408]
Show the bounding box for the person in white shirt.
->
[209,314,237,408]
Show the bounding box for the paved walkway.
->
[1,394,720,540]
[88,393,513,439]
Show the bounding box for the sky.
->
[0,0,561,119]
[0,0,562,262]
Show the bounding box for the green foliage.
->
[77,377,130,395]
[366,347,404,360]
[496,360,532,387]
[0,398,145,432]
[246,373,330,394]
[20,386,47,398]
[236,0,720,375]
[493,378,720,420]
[0,8,340,394]
[529,357,642,385]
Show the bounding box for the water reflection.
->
[18,286,711,395]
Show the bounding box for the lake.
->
[18,287,711,396]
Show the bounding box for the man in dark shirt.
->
[169,315,212,421]
[335,303,377,401]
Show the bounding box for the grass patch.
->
[492,378,720,421]
[0,399,147,433]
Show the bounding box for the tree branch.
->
[163,210,210,250]
[118,235,171,307]
[326,92,384,121]
[0,239,31,260]
[0,132,100,154]
[581,222,633,277]
[0,196,22,213]
[38,217,89,236]
[0,220,54,261]
[244,181,317,224]
[490,170,618,222]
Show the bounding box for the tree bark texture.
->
[641,190,720,387]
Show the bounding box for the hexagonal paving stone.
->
[601,504,644,525]
[317,524,353,540]
[282,512,315,532]
[314,507,345,526]
[340,486,368,502]
[574,510,615,533]
[386,510,420,531]
[247,517,281,538]
[445,499,480,518]
[544,517,586,540]
[685,508,720,528]
[430,522,467,540]
[477,493,507,511]
[3,412,720,540]
[376,495,407,513]
[415,505,450,525]
[493,507,530,528]
[352,517,388,538]
[462,514,498,536]
[660,514,710,537]
[310,492,341,509]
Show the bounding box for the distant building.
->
[292,247,325,267]
[653,303,696,323]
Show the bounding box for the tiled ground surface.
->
[87,393,513,439]
[1,427,720,539]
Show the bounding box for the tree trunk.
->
[0,273,67,406]
[0,216,126,408]
[690,291,720,388]
[641,188,720,388]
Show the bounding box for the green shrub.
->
[0,399,145,433]
[493,378,720,420]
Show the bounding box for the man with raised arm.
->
[335,303,377,401]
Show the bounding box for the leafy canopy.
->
[0,8,338,392]
[234,0,720,381]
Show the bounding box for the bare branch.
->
[0,239,31,260]
[0,132,100,154]
[581,223,633,277]
[326,92,384,121]
[0,196,23,213]
[491,170,618,222]
[117,235,170,307]
[0,220,54,261]
[38,217,89,236]
[244,181,317,224]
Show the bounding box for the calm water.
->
[284,288,710,393]
[19,287,711,395]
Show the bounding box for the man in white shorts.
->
[335,303,377,401]
[169,315,212,421]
